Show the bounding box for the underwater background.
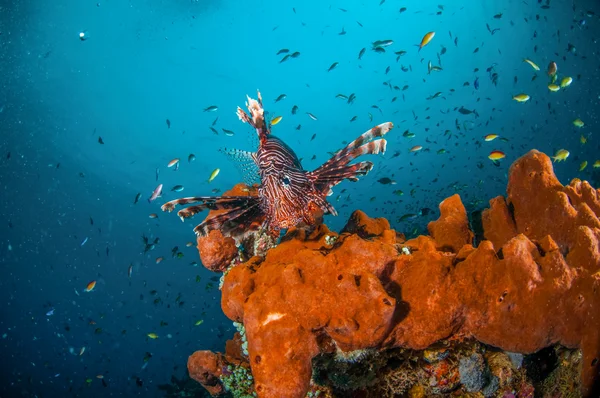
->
[0,0,599,396]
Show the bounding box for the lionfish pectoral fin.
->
[193,199,263,236]
[161,196,256,216]
[309,122,393,194]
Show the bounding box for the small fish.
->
[98,137,104,144]
[523,58,540,71]
[372,39,393,48]
[488,150,505,161]
[84,280,97,292]
[271,116,283,126]
[551,149,569,162]
[573,119,584,128]
[274,94,287,102]
[147,333,159,339]
[410,145,423,152]
[547,61,557,77]
[166,119,170,128]
[208,168,220,183]
[291,105,298,115]
[327,62,339,72]
[547,84,560,92]
[167,158,180,168]
[155,168,159,181]
[358,48,366,60]
[560,77,572,88]
[222,128,235,136]
[188,154,196,163]
[306,112,318,121]
[484,134,498,142]
[203,105,218,112]
[156,257,164,264]
[171,185,184,192]
[128,264,133,278]
[194,320,204,326]
[46,308,55,316]
[579,161,588,172]
[149,213,158,219]
[512,94,530,102]
[474,77,479,90]
[79,347,86,356]
[593,160,600,169]
[418,32,435,51]
[377,177,396,185]
[399,213,418,222]
[148,184,163,203]
[80,237,89,247]
[276,49,289,55]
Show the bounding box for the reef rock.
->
[190,150,600,397]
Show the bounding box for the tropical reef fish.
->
[488,150,505,161]
[512,94,530,102]
[418,32,435,51]
[84,280,96,292]
[551,149,569,162]
[162,91,393,236]
[523,59,540,71]
[208,168,220,183]
[148,184,163,203]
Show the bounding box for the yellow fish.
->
[484,134,498,142]
[523,58,540,71]
[560,76,573,88]
[418,31,435,51]
[551,149,569,162]
[207,168,220,183]
[573,118,584,128]
[512,94,530,102]
[579,161,588,171]
[580,135,587,144]
[593,160,600,168]
[547,84,560,92]
[147,333,159,339]
[270,116,282,126]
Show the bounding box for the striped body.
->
[256,136,320,229]
[161,91,393,237]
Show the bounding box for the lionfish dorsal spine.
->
[237,90,270,144]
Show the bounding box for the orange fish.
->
[484,134,498,142]
[488,150,505,161]
[547,61,557,76]
[167,158,180,168]
[410,145,423,152]
[84,280,97,292]
[155,257,164,264]
[148,213,158,219]
[418,32,435,51]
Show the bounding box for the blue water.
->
[0,0,598,396]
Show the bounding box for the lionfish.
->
[161,91,393,237]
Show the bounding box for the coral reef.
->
[187,150,600,397]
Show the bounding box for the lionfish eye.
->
[281,175,291,186]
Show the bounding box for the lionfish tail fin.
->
[309,122,393,193]
[237,90,269,142]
